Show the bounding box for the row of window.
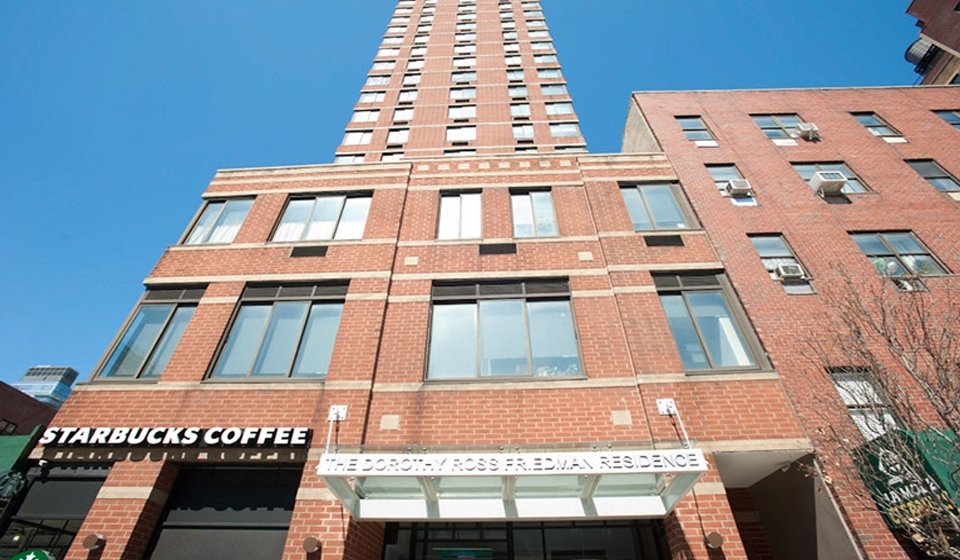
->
[344,122,579,146]
[352,102,574,125]
[97,272,766,383]
[678,110,960,143]
[366,67,563,87]
[335,143,588,163]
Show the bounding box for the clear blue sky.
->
[0,1,918,384]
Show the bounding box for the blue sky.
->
[0,1,918,385]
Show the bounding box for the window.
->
[184,199,253,245]
[437,192,481,239]
[545,102,573,116]
[352,110,379,123]
[655,273,761,371]
[381,153,403,162]
[444,149,476,157]
[448,105,476,119]
[334,154,364,164]
[851,231,946,277]
[511,103,531,117]
[97,287,203,379]
[528,18,546,28]
[503,31,518,41]
[506,69,525,81]
[377,47,400,57]
[358,91,385,103]
[706,164,756,204]
[211,284,346,379]
[852,112,901,138]
[446,126,476,142]
[502,21,517,30]
[273,194,371,242]
[456,33,476,42]
[454,57,476,67]
[531,42,553,50]
[372,61,395,71]
[541,84,567,96]
[342,130,373,146]
[393,108,414,122]
[907,159,960,192]
[675,116,715,141]
[749,234,814,294]
[505,55,523,66]
[792,162,868,194]
[831,368,899,441]
[524,10,544,17]
[402,73,421,86]
[411,46,427,57]
[452,71,476,83]
[504,43,520,53]
[751,114,802,139]
[537,68,562,79]
[529,30,550,39]
[0,419,16,434]
[509,85,528,98]
[417,25,432,33]
[457,23,476,32]
[381,36,402,45]
[398,90,418,103]
[407,59,425,71]
[387,128,410,144]
[550,123,580,138]
[385,26,405,34]
[455,44,476,55]
[365,75,390,87]
[427,279,581,379]
[620,184,695,230]
[935,109,960,130]
[535,54,558,64]
[513,124,534,140]
[450,87,476,100]
[511,190,558,237]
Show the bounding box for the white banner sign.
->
[318,449,706,477]
[40,426,311,447]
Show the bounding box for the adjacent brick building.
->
[1,1,958,559]
[905,0,960,85]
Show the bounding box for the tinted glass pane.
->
[213,305,271,377]
[844,178,867,193]
[675,117,704,130]
[763,128,788,138]
[273,199,313,241]
[902,255,945,276]
[292,303,343,376]
[438,196,461,239]
[185,202,224,244]
[461,193,482,238]
[870,256,908,277]
[855,114,880,126]
[882,232,925,254]
[792,164,816,180]
[707,165,739,182]
[101,305,174,377]
[686,291,756,368]
[428,304,477,378]
[683,130,712,140]
[777,115,800,127]
[208,199,252,243]
[334,197,371,240]
[480,300,528,376]
[643,185,687,229]
[528,300,579,376]
[929,177,960,191]
[852,234,889,256]
[251,302,309,376]
[752,116,776,128]
[531,191,558,236]
[141,307,195,378]
[660,295,709,370]
[621,188,651,230]
[750,236,790,257]
[305,196,345,240]
[512,194,535,237]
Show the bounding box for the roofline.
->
[629,84,958,95]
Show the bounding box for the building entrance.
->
[382,521,667,560]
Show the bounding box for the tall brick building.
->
[2,1,958,559]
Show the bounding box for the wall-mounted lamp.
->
[82,533,106,551]
[303,537,322,554]
[705,531,724,550]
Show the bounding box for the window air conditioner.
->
[797,122,819,140]
[723,178,754,198]
[811,171,847,196]
[776,263,805,280]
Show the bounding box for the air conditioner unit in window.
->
[797,122,820,140]
[811,170,847,196]
[723,178,754,198]
[891,277,926,292]
[776,263,805,280]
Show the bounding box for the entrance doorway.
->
[383,521,667,560]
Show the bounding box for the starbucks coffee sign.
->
[40,426,310,447]
[11,550,53,560]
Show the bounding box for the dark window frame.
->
[619,182,701,232]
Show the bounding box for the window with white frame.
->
[541,84,567,96]
[509,86,528,98]
[830,368,900,441]
[352,110,380,123]
[402,74,421,86]
[511,103,531,117]
[398,90,418,103]
[273,194,372,242]
[511,189,558,237]
[366,75,390,86]
[184,199,253,245]
[450,87,476,100]
[620,184,696,231]
[452,71,476,83]
[545,102,573,116]
[387,128,410,144]
[342,130,372,146]
[437,191,482,239]
[448,105,477,119]
[446,126,476,142]
[550,123,580,138]
[513,124,535,140]
[393,108,414,122]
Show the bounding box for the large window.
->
[96,288,203,379]
[342,130,373,146]
[791,162,868,194]
[446,126,477,142]
[933,109,960,130]
[907,159,960,192]
[273,194,371,242]
[620,183,696,231]
[427,280,582,379]
[511,190,558,237]
[850,231,946,278]
[852,112,901,138]
[655,273,761,372]
[549,123,580,138]
[437,192,482,239]
[448,105,476,120]
[184,199,253,245]
[675,116,714,141]
[210,284,346,379]
[831,367,899,441]
[751,113,802,139]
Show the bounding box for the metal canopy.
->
[317,449,707,521]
